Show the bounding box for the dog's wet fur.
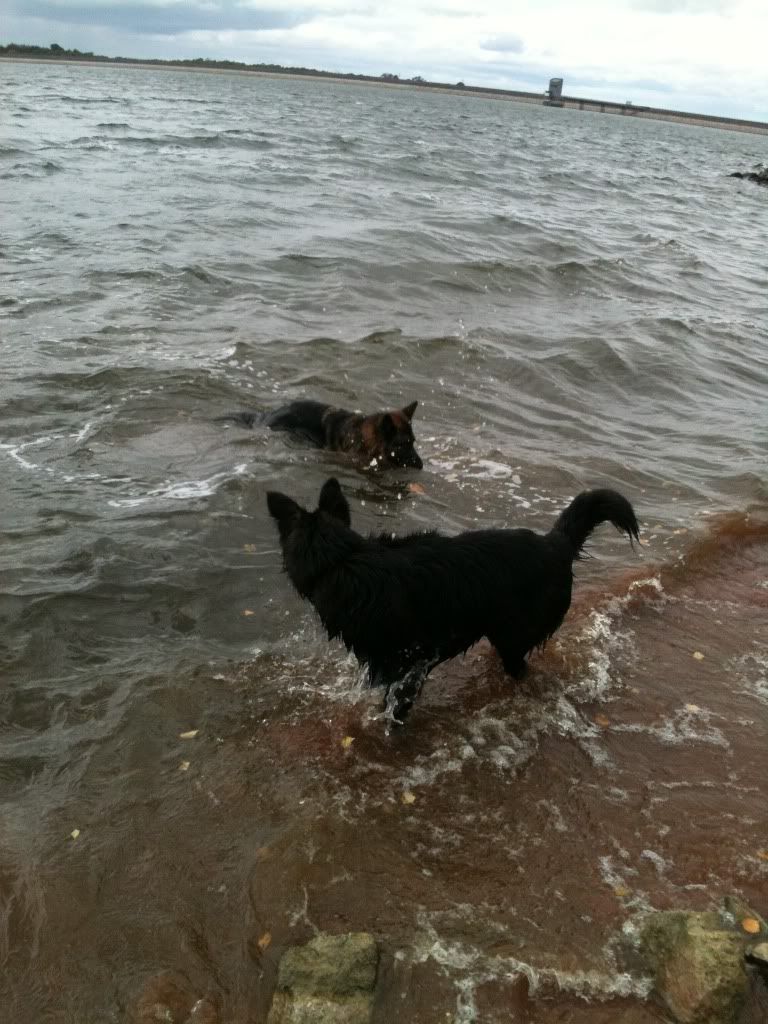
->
[267,478,640,724]
[217,399,422,470]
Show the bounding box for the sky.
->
[4,0,767,120]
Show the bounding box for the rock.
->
[132,974,219,1024]
[267,993,375,1024]
[746,941,768,967]
[134,972,195,1024]
[187,998,219,1024]
[730,164,768,186]
[639,906,761,1023]
[277,932,378,996]
[267,932,378,1024]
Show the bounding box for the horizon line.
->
[2,42,768,135]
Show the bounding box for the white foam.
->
[256,637,368,708]
[536,799,569,833]
[70,420,92,443]
[613,704,729,749]
[598,854,632,891]
[410,910,651,1022]
[730,650,768,706]
[0,441,41,472]
[563,576,666,703]
[1,421,93,477]
[400,750,469,790]
[598,855,652,914]
[0,436,58,474]
[640,849,669,875]
[466,714,536,770]
[463,459,513,480]
[107,463,249,507]
[551,695,613,768]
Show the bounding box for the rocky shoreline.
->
[636,898,768,1023]
[132,898,767,1024]
[730,164,768,186]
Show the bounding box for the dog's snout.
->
[394,448,423,470]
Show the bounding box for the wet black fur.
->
[216,399,422,470]
[267,478,639,725]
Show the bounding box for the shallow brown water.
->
[4,517,766,1022]
[2,59,768,1022]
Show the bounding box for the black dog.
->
[267,478,639,724]
[217,399,422,470]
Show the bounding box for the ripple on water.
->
[2,60,768,1023]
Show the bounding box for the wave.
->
[328,132,359,148]
[0,160,64,180]
[572,510,768,610]
[106,463,249,508]
[54,94,123,104]
[68,131,275,151]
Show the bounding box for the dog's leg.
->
[383,662,430,726]
[489,637,529,680]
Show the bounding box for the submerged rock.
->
[730,164,768,185]
[746,941,768,968]
[638,902,767,1024]
[186,999,219,1024]
[267,932,378,1024]
[132,972,218,1024]
[134,972,195,1024]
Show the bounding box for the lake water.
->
[1,59,767,1022]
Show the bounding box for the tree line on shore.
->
[0,42,468,90]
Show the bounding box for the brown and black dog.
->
[216,399,422,470]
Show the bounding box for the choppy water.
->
[1,60,768,1022]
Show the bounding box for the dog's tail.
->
[551,489,639,557]
[213,410,265,429]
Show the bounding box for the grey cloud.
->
[480,34,524,54]
[6,0,306,35]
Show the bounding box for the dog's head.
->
[267,479,353,593]
[267,477,350,534]
[361,401,422,470]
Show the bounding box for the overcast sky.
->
[4,0,767,119]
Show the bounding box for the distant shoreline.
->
[3,55,768,136]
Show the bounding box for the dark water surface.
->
[1,61,768,1022]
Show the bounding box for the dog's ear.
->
[318,477,351,527]
[402,400,418,421]
[266,491,302,523]
[381,413,397,440]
